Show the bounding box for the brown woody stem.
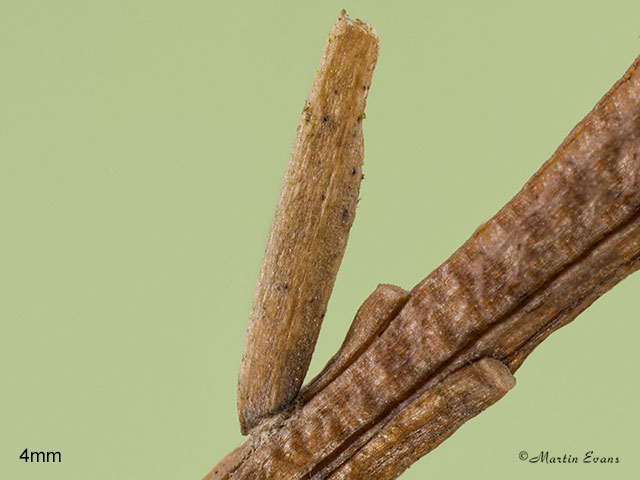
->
[237,10,379,434]
[208,15,640,480]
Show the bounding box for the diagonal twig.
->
[206,11,640,480]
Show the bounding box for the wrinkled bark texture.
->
[209,14,640,480]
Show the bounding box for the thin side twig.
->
[237,10,379,434]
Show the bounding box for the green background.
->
[2,1,639,479]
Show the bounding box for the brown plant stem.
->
[208,16,640,480]
[237,10,379,434]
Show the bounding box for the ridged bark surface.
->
[215,12,640,480]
